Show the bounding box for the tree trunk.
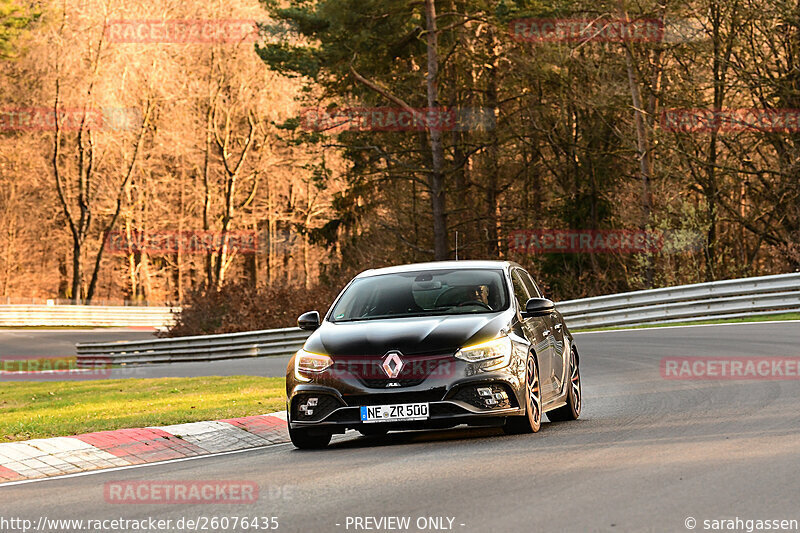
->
[86,101,152,301]
[425,0,448,260]
[618,1,655,287]
[71,241,83,303]
[202,102,214,289]
[485,38,500,258]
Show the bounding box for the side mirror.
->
[523,298,555,318]
[298,311,321,331]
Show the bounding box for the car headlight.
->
[454,335,512,369]
[294,349,333,381]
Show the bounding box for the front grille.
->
[360,378,425,388]
[291,394,343,422]
[449,383,516,410]
[343,388,447,407]
[332,353,455,389]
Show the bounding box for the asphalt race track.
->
[2,321,800,532]
[0,329,158,359]
[0,329,285,377]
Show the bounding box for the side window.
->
[519,270,543,298]
[510,270,531,310]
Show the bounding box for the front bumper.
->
[287,371,525,432]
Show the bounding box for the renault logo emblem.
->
[382,351,404,379]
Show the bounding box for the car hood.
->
[304,311,513,357]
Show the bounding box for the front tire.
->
[504,354,542,434]
[547,347,581,422]
[289,425,332,449]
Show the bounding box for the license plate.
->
[360,403,429,423]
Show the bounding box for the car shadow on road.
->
[325,426,507,450]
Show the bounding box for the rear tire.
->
[503,354,542,435]
[289,426,332,449]
[547,347,581,422]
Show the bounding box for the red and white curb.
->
[0,411,288,483]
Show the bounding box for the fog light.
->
[485,398,498,406]
[477,387,492,397]
[494,392,507,401]
[299,397,319,415]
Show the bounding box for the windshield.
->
[329,269,509,322]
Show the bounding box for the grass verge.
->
[0,376,285,443]
[574,312,800,333]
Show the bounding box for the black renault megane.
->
[286,261,581,449]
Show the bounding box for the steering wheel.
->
[433,287,462,308]
[456,300,493,311]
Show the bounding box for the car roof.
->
[355,260,518,279]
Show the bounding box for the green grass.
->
[0,376,286,442]
[574,312,800,333]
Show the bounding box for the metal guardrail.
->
[0,305,179,328]
[77,327,310,366]
[558,272,800,329]
[75,272,800,366]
